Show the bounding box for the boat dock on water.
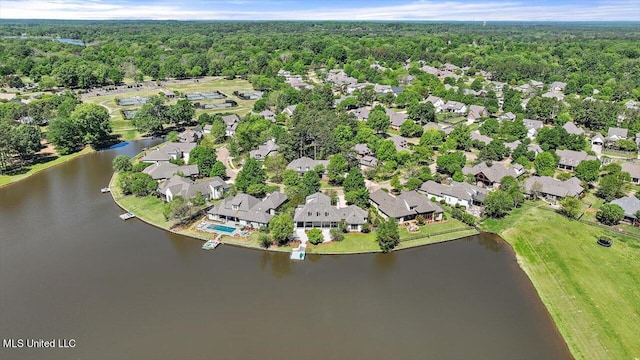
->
[119,212,135,220]
[290,243,306,260]
[101,187,111,193]
[202,234,222,250]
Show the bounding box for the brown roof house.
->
[462,162,525,188]
[370,190,443,223]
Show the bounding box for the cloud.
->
[1,0,638,21]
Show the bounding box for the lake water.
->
[3,36,85,46]
[0,140,572,359]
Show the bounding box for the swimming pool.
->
[206,224,236,234]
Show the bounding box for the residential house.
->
[250,139,279,161]
[591,132,605,146]
[159,175,229,202]
[354,143,372,158]
[542,92,565,101]
[421,65,440,76]
[207,192,288,228]
[282,105,297,117]
[523,119,544,138]
[549,82,567,92]
[294,192,367,232]
[528,143,544,156]
[140,143,197,164]
[556,149,597,171]
[375,84,394,95]
[258,110,276,122]
[222,114,240,137]
[370,190,443,223]
[562,122,585,136]
[516,83,534,94]
[523,176,584,204]
[462,162,525,188]
[504,140,521,152]
[498,112,516,122]
[610,196,640,223]
[177,128,203,143]
[467,105,488,121]
[625,100,639,111]
[286,157,329,176]
[621,162,640,184]
[443,101,467,114]
[419,181,487,208]
[530,80,544,89]
[423,95,445,112]
[387,109,409,130]
[471,130,493,146]
[360,155,379,168]
[142,162,199,180]
[606,127,628,143]
[352,107,371,121]
[423,122,443,132]
[389,135,409,152]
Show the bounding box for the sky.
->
[1,0,639,21]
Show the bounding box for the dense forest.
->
[0,21,639,97]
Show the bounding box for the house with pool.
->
[207,192,288,228]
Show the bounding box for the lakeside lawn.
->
[481,201,640,360]
[0,147,93,187]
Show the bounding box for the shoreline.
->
[108,171,479,255]
[0,147,94,189]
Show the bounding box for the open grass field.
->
[481,201,640,360]
[0,147,93,187]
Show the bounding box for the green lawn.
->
[481,201,640,360]
[0,147,94,187]
[166,78,257,117]
[305,232,379,254]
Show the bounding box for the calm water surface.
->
[0,140,572,359]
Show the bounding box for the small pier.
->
[119,212,135,220]
[101,187,111,193]
[290,243,306,260]
[202,234,222,250]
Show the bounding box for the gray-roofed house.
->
[471,130,493,146]
[222,114,240,137]
[389,135,409,152]
[286,157,330,176]
[505,140,521,152]
[621,162,640,184]
[462,162,525,188]
[562,122,585,136]
[423,122,443,132]
[523,176,584,204]
[207,191,288,228]
[360,155,379,168]
[294,192,367,232]
[542,92,565,101]
[549,82,567,92]
[610,196,640,223]
[143,162,200,180]
[528,143,544,156]
[556,150,597,171]
[387,109,409,130]
[354,143,372,158]
[282,105,297,117]
[352,107,371,121]
[498,112,516,122]
[530,80,544,89]
[467,105,488,121]
[443,101,467,114]
[625,100,639,110]
[159,175,229,202]
[370,190,443,223]
[249,139,279,161]
[523,119,544,138]
[419,180,487,208]
[258,110,276,122]
[591,132,605,146]
[140,142,197,164]
[177,128,203,143]
[606,127,628,142]
[423,95,445,112]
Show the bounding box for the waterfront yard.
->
[0,147,93,187]
[481,201,640,360]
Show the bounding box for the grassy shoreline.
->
[109,171,478,254]
[480,201,640,360]
[0,147,94,188]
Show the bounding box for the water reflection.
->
[259,251,293,279]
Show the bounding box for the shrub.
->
[330,228,344,242]
[258,234,272,249]
[132,161,152,172]
[307,228,324,245]
[361,222,371,233]
[596,204,624,225]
